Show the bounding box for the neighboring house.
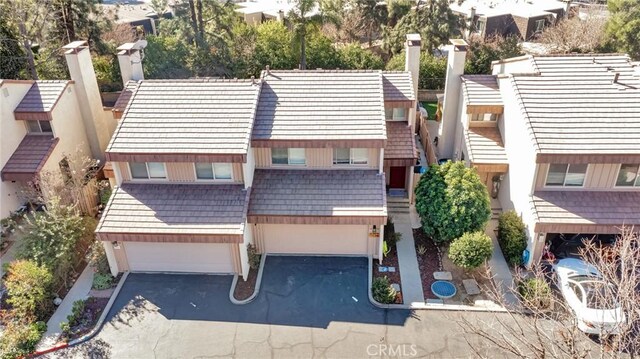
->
[0,41,118,218]
[234,0,319,25]
[451,0,571,40]
[439,39,640,264]
[96,36,420,278]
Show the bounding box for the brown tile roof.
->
[14,81,70,120]
[248,169,386,217]
[106,79,261,158]
[384,122,417,159]
[461,75,503,106]
[465,127,508,165]
[511,55,640,155]
[96,183,249,238]
[382,72,415,102]
[112,81,139,113]
[1,135,59,181]
[531,190,640,233]
[253,70,387,142]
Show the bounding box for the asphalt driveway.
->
[49,256,507,358]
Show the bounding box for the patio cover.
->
[1,135,59,182]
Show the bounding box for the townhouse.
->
[96,36,420,278]
[438,39,640,264]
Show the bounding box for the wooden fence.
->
[73,179,99,217]
[417,116,438,165]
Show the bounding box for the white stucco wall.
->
[243,143,256,189]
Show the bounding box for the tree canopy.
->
[606,0,640,60]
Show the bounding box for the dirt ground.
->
[441,252,492,305]
[233,267,258,301]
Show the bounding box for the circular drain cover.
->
[431,281,456,299]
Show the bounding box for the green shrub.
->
[498,211,528,266]
[384,217,401,248]
[67,300,86,327]
[60,321,71,337]
[0,321,45,358]
[448,232,493,269]
[247,244,261,270]
[371,276,397,304]
[518,278,552,310]
[5,260,53,321]
[99,187,112,206]
[92,273,114,290]
[88,240,111,275]
[415,162,491,244]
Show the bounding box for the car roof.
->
[556,258,601,277]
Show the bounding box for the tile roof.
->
[1,135,59,181]
[112,81,139,113]
[382,72,415,102]
[253,70,387,142]
[461,75,503,106]
[531,191,640,232]
[465,127,508,164]
[96,183,249,236]
[14,81,70,120]
[510,54,640,155]
[384,122,417,159]
[249,169,386,217]
[106,79,261,157]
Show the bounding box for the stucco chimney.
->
[117,43,145,85]
[438,39,468,159]
[405,34,421,132]
[63,41,107,161]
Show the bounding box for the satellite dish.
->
[135,39,148,50]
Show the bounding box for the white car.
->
[553,258,625,335]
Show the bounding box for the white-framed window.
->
[271,148,305,165]
[385,107,407,121]
[194,163,233,180]
[535,19,545,32]
[470,113,498,122]
[545,163,588,187]
[129,162,166,180]
[615,164,640,187]
[26,120,52,133]
[476,19,486,34]
[333,148,368,165]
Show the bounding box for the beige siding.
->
[254,148,271,168]
[368,148,380,169]
[253,147,380,169]
[167,162,195,182]
[232,163,244,183]
[536,163,630,190]
[307,148,332,167]
[118,162,131,181]
[258,224,372,255]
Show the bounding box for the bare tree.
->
[457,228,640,358]
[538,12,607,54]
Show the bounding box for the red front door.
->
[389,166,406,189]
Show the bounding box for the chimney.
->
[438,39,468,159]
[277,10,285,22]
[63,41,108,161]
[405,34,421,133]
[117,42,145,86]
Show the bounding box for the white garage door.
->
[124,242,234,273]
[262,224,369,255]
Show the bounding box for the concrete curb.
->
[229,254,266,305]
[32,272,130,357]
[367,257,508,312]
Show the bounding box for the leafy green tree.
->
[0,14,26,79]
[606,0,640,59]
[355,0,388,46]
[254,21,296,71]
[338,43,384,69]
[92,55,121,92]
[465,35,523,75]
[448,232,493,269]
[415,161,491,243]
[5,260,53,321]
[143,35,191,79]
[386,0,411,27]
[229,22,259,78]
[386,52,446,89]
[289,0,317,69]
[306,27,341,70]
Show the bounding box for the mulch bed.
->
[65,297,110,341]
[372,244,403,304]
[413,228,441,300]
[233,267,258,301]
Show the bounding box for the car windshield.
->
[581,281,618,310]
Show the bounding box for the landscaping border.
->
[229,254,266,305]
[31,272,130,356]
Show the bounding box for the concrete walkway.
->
[393,213,425,305]
[37,265,94,349]
[485,220,519,308]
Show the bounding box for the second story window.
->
[130,162,166,180]
[535,19,545,32]
[615,164,640,187]
[26,120,52,133]
[195,163,232,180]
[333,148,368,165]
[545,163,587,187]
[385,107,406,121]
[272,148,305,165]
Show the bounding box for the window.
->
[470,113,498,122]
[476,19,486,34]
[271,148,306,165]
[26,120,52,133]
[385,107,406,121]
[195,163,233,180]
[535,19,545,32]
[545,163,588,187]
[333,148,369,165]
[615,164,640,187]
[129,162,166,179]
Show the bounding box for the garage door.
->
[261,224,369,255]
[124,242,234,273]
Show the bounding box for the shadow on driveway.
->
[106,256,412,329]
